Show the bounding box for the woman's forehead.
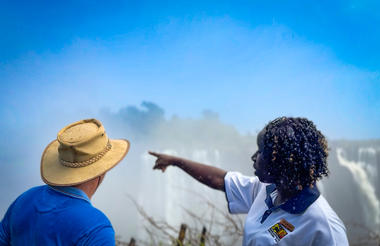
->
[257,129,265,145]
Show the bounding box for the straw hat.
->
[41,119,130,186]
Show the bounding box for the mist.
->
[0,101,379,244]
[336,148,380,225]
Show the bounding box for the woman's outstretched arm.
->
[148,151,227,191]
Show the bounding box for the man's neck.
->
[73,177,100,199]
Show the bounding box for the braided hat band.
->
[60,142,112,168]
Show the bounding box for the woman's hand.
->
[148,151,177,172]
[148,151,226,191]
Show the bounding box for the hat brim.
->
[41,139,130,186]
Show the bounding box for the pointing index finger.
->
[148,151,160,157]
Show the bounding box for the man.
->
[0,119,130,245]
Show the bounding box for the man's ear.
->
[99,173,106,185]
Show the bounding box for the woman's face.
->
[252,129,273,183]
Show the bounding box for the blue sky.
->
[0,0,379,139]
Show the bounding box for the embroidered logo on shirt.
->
[279,218,295,232]
[268,222,288,242]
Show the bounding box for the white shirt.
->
[224,172,349,246]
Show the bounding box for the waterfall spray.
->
[336,148,380,226]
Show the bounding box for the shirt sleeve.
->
[224,171,261,214]
[0,202,14,246]
[78,225,115,246]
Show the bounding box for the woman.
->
[149,117,348,246]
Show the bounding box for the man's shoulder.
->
[77,204,111,221]
[11,185,47,205]
[65,201,112,226]
[17,185,111,224]
[20,185,47,195]
[66,203,114,244]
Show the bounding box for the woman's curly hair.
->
[262,117,329,194]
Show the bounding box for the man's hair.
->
[262,117,329,194]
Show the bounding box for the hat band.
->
[60,142,112,168]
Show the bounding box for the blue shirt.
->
[0,185,115,246]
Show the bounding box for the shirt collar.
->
[48,185,91,203]
[265,183,320,214]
